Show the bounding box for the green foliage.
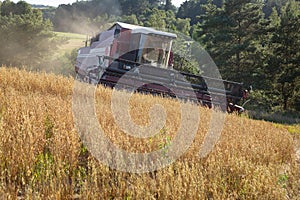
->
[138,8,178,31]
[176,18,191,35]
[267,0,300,110]
[263,0,289,18]
[120,0,150,16]
[0,0,59,68]
[245,90,279,112]
[143,8,168,28]
[177,0,204,25]
[165,0,176,12]
[41,47,78,76]
[172,33,200,74]
[0,0,31,16]
[44,116,54,140]
[121,14,139,25]
[33,152,55,183]
[245,91,300,124]
[190,0,299,112]
[287,125,300,135]
[50,0,178,33]
[292,83,300,111]
[196,0,268,87]
[41,7,56,22]
[278,173,289,189]
[177,0,223,25]
[56,48,78,76]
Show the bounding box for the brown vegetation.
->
[0,67,299,199]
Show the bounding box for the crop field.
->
[0,67,299,199]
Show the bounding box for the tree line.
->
[195,0,299,112]
[0,0,299,113]
[49,0,299,112]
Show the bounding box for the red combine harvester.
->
[75,22,247,113]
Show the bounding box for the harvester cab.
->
[76,22,176,74]
[75,22,246,113]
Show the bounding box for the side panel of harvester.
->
[75,29,115,76]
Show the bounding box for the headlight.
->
[124,65,131,70]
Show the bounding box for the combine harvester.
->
[75,22,247,113]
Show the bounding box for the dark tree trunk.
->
[283,95,288,110]
[281,83,289,110]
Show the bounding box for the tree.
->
[121,14,139,25]
[176,18,191,35]
[195,0,268,88]
[268,0,300,110]
[53,4,75,32]
[0,1,58,67]
[0,0,31,16]
[0,0,14,16]
[177,0,204,25]
[176,0,223,25]
[165,0,176,12]
[52,0,121,33]
[141,8,165,28]
[120,0,150,16]
[263,0,289,18]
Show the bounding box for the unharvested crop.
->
[0,67,299,199]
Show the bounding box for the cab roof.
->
[109,22,177,39]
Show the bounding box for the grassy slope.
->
[54,31,86,56]
[0,67,299,199]
[41,32,86,75]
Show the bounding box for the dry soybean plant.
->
[0,67,299,199]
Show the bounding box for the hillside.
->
[0,67,299,199]
[55,32,86,55]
